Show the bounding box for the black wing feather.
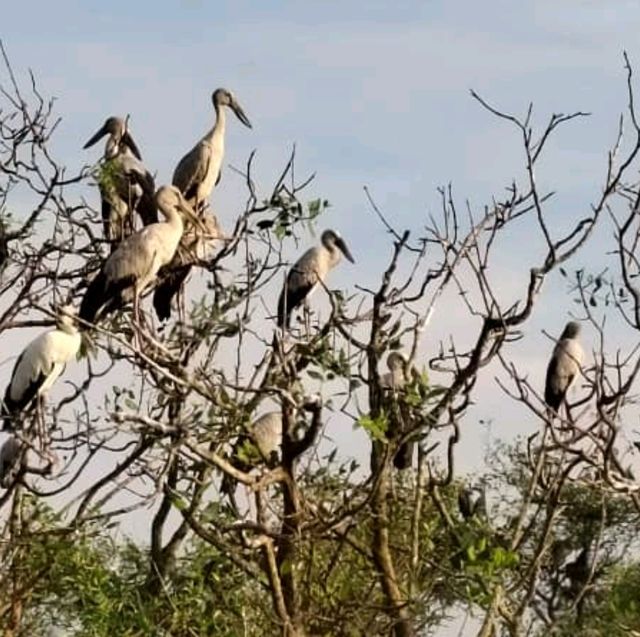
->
[277,280,315,328]
[153,265,192,322]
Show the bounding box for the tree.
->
[2,43,640,637]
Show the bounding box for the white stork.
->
[79,185,199,327]
[277,229,355,329]
[2,306,81,439]
[153,88,252,321]
[84,116,157,246]
[544,321,583,414]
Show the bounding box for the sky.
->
[3,1,640,632]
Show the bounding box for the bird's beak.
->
[83,123,108,149]
[336,237,355,263]
[231,99,252,129]
[176,194,208,232]
[122,131,142,160]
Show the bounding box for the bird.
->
[83,116,157,246]
[458,486,487,521]
[153,89,252,322]
[277,229,355,329]
[79,185,199,327]
[172,88,252,210]
[0,436,22,488]
[380,352,415,470]
[2,306,81,436]
[544,321,583,414]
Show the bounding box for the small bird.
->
[79,185,199,327]
[153,88,251,322]
[544,321,584,413]
[458,486,487,521]
[277,229,354,329]
[380,352,415,470]
[83,116,157,244]
[2,306,81,434]
[0,435,22,488]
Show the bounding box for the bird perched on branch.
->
[544,321,583,414]
[153,88,252,322]
[83,116,157,245]
[79,185,200,327]
[380,351,415,470]
[277,229,354,329]
[2,306,81,438]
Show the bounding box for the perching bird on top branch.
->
[544,321,583,415]
[2,306,81,443]
[83,116,157,245]
[277,229,354,329]
[153,88,252,322]
[79,185,200,327]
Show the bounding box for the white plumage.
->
[544,321,584,413]
[2,308,81,430]
[277,229,355,329]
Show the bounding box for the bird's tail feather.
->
[79,271,108,327]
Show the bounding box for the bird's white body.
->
[7,323,81,405]
[381,353,408,391]
[544,322,584,412]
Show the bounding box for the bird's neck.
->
[204,102,227,144]
[164,209,185,234]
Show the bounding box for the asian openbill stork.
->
[2,306,81,446]
[153,88,252,322]
[79,185,199,328]
[0,435,22,488]
[277,229,354,329]
[544,321,583,415]
[83,116,157,246]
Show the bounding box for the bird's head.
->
[83,115,142,160]
[155,185,205,230]
[561,321,581,340]
[212,88,252,129]
[321,229,355,264]
[386,351,408,372]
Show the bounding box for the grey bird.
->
[83,116,157,245]
[380,352,415,470]
[277,229,355,329]
[79,186,199,327]
[153,89,252,322]
[544,321,583,413]
[0,435,22,488]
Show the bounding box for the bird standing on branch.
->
[153,88,252,322]
[277,229,354,330]
[544,321,584,415]
[79,185,200,328]
[83,116,157,245]
[2,306,81,447]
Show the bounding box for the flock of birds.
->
[0,87,356,489]
[0,87,585,495]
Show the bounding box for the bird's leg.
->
[303,299,312,338]
[36,395,47,454]
[133,287,143,350]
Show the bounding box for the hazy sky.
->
[3,1,640,481]
[5,2,640,634]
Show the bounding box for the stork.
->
[544,321,583,415]
[2,306,81,448]
[277,229,355,329]
[380,352,415,470]
[0,436,22,488]
[84,116,157,246]
[153,89,252,322]
[79,185,199,327]
[221,398,322,502]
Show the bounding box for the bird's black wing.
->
[544,354,565,412]
[277,278,315,329]
[2,352,46,431]
[129,169,158,227]
[153,264,192,322]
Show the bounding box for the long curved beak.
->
[122,131,142,160]
[231,100,252,129]
[336,237,355,263]
[83,123,108,149]
[176,193,208,232]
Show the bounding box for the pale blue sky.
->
[4,3,640,633]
